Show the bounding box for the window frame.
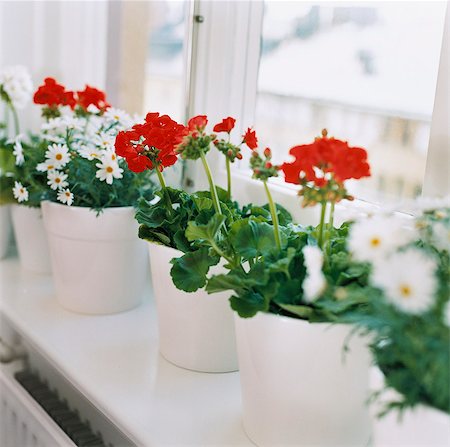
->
[185,0,449,223]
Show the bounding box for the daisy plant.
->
[25,77,154,210]
[347,207,449,415]
[0,66,33,204]
[206,130,373,320]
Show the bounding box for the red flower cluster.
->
[33,78,109,112]
[33,78,76,109]
[213,117,236,134]
[243,128,258,150]
[188,115,208,133]
[77,85,110,111]
[281,134,370,186]
[115,112,187,172]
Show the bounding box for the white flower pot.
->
[11,204,51,274]
[235,312,372,446]
[148,243,238,373]
[42,201,148,315]
[0,204,12,259]
[370,367,450,446]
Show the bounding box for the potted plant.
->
[0,65,33,259]
[116,114,291,372]
[203,130,374,445]
[33,77,155,314]
[346,205,450,445]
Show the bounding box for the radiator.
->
[1,362,76,447]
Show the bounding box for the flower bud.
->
[265,162,272,169]
[236,153,243,160]
[252,150,258,158]
[264,147,271,158]
[227,149,233,157]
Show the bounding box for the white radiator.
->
[0,362,76,447]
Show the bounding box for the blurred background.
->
[0,0,447,204]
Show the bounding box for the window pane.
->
[252,1,446,203]
[144,0,190,122]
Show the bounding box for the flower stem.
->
[226,157,231,200]
[317,201,327,249]
[10,103,19,135]
[155,167,173,215]
[327,201,335,233]
[200,150,222,215]
[263,180,281,251]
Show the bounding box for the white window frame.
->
[186,0,449,224]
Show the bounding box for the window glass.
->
[144,0,190,122]
[250,1,446,203]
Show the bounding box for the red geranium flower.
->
[76,85,110,111]
[213,117,236,133]
[281,134,370,186]
[188,115,208,132]
[33,77,75,109]
[243,128,258,149]
[115,112,187,173]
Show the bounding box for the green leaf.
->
[206,273,245,294]
[138,225,171,246]
[170,247,219,292]
[277,303,313,319]
[229,291,269,318]
[231,218,279,258]
[185,214,226,243]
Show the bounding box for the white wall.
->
[0,0,109,130]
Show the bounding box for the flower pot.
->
[370,368,450,446]
[235,312,372,446]
[11,204,51,274]
[0,204,12,259]
[148,243,238,373]
[42,201,148,315]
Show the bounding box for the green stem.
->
[226,157,231,200]
[263,180,281,251]
[317,201,327,249]
[10,104,19,135]
[327,201,335,233]
[155,168,173,215]
[200,150,222,215]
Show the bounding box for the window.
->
[172,1,447,219]
[249,1,446,203]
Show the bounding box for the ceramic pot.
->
[42,201,148,315]
[11,204,51,274]
[0,204,12,259]
[235,311,372,446]
[148,243,238,373]
[370,367,450,446]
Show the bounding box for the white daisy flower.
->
[47,170,69,190]
[86,104,101,114]
[57,188,74,206]
[93,132,115,150]
[371,248,437,315]
[37,160,57,172]
[78,145,102,161]
[95,159,123,185]
[0,66,33,109]
[103,107,133,129]
[101,148,118,162]
[429,221,450,252]
[348,214,417,263]
[45,143,70,169]
[443,301,450,328]
[12,181,29,203]
[12,135,25,166]
[302,246,326,302]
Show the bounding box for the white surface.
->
[0,257,251,447]
[42,201,148,315]
[148,243,238,373]
[235,312,371,446]
[0,204,12,259]
[11,204,51,274]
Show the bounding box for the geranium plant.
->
[23,77,154,210]
[116,114,293,292]
[206,129,373,320]
[346,206,449,415]
[0,66,33,204]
